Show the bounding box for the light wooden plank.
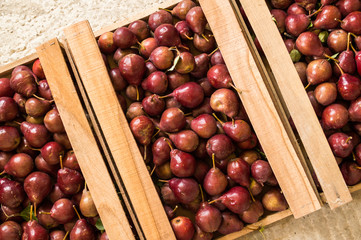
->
[199,0,321,218]
[228,0,321,204]
[240,0,352,209]
[64,21,175,240]
[217,209,293,240]
[0,52,38,77]
[36,39,135,240]
[61,37,145,239]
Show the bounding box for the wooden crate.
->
[237,0,354,209]
[61,0,327,238]
[0,40,135,240]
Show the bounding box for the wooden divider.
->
[36,39,135,240]
[199,0,321,218]
[64,22,175,240]
[239,0,352,209]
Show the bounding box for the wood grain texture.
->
[217,209,293,239]
[239,0,352,209]
[0,52,38,77]
[199,0,320,218]
[64,21,175,240]
[36,39,135,240]
[228,0,321,205]
[61,37,144,239]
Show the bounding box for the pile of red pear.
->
[97,0,288,239]
[0,61,107,239]
[267,0,361,187]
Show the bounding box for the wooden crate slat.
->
[60,38,145,239]
[63,21,175,240]
[227,0,321,202]
[0,52,38,77]
[217,209,293,239]
[199,0,321,218]
[239,0,352,209]
[36,39,135,240]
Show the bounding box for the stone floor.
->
[1,0,361,239]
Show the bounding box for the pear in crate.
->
[171,216,195,240]
[0,220,22,240]
[3,153,33,178]
[24,171,52,209]
[70,219,96,240]
[262,188,288,212]
[0,178,25,208]
[0,126,20,151]
[210,89,239,118]
[22,220,49,240]
[217,211,244,235]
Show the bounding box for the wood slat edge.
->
[199,0,321,218]
[61,36,145,239]
[217,209,293,239]
[36,39,135,240]
[63,21,175,240]
[0,52,38,77]
[239,0,352,209]
[228,0,321,207]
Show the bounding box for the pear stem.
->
[34,203,37,217]
[232,118,235,126]
[346,136,353,144]
[352,152,356,162]
[184,34,193,40]
[212,113,224,125]
[208,47,219,57]
[159,7,172,13]
[335,18,343,23]
[73,205,81,220]
[202,34,209,42]
[30,205,33,221]
[164,138,173,151]
[136,85,139,101]
[84,181,88,191]
[307,7,322,18]
[39,211,51,215]
[0,171,5,176]
[152,128,161,139]
[184,112,192,116]
[208,198,220,205]
[150,165,156,176]
[347,32,351,52]
[324,54,339,63]
[304,82,311,90]
[248,187,256,202]
[158,179,169,183]
[334,61,344,75]
[60,154,63,169]
[199,184,204,203]
[143,145,147,161]
[350,42,357,54]
[13,121,22,125]
[33,94,53,103]
[356,166,361,170]
[63,231,70,240]
[171,205,178,214]
[212,153,216,169]
[231,83,242,94]
[157,94,170,99]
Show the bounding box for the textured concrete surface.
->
[1,1,361,239]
